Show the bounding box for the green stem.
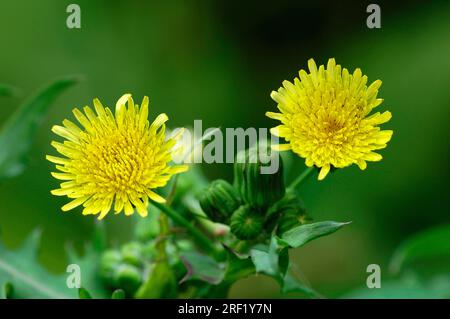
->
[287,167,315,192]
[156,212,170,261]
[152,201,222,258]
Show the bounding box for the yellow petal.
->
[150,113,168,131]
[51,172,75,180]
[62,196,90,211]
[93,98,107,120]
[116,93,131,112]
[46,155,69,165]
[265,112,284,121]
[168,165,189,175]
[51,125,79,143]
[357,160,367,170]
[318,165,330,181]
[364,152,383,162]
[146,190,166,203]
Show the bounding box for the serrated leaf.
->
[111,289,125,299]
[281,221,351,248]
[0,223,108,299]
[180,251,225,285]
[78,287,92,299]
[390,224,450,274]
[0,76,79,179]
[0,229,76,298]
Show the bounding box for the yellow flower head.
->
[267,58,393,180]
[47,94,188,219]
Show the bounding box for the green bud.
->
[99,250,122,280]
[267,192,309,235]
[234,145,285,209]
[230,205,264,240]
[199,179,241,223]
[113,264,142,294]
[121,241,143,267]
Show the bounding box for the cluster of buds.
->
[199,145,308,242]
[99,241,153,295]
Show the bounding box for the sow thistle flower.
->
[267,58,393,180]
[47,94,188,219]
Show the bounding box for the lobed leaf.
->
[0,76,79,179]
[0,229,76,298]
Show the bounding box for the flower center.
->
[81,129,152,194]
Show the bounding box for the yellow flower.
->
[47,94,188,219]
[267,58,393,180]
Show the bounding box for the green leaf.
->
[343,275,450,299]
[111,289,125,299]
[390,224,450,274]
[281,221,351,248]
[249,237,318,298]
[239,234,321,298]
[66,222,110,299]
[78,288,92,299]
[0,84,20,97]
[250,237,286,277]
[281,272,319,298]
[0,229,76,298]
[0,76,79,179]
[0,223,108,299]
[221,248,254,284]
[180,251,225,285]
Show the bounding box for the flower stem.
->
[156,212,170,261]
[287,167,315,191]
[152,201,222,258]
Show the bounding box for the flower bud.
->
[267,192,309,235]
[230,205,264,240]
[113,264,142,294]
[121,242,143,267]
[234,145,285,209]
[199,179,241,223]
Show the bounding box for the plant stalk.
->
[287,167,315,191]
[152,201,222,259]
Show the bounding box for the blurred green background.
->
[0,0,449,298]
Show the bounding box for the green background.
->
[0,0,449,297]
